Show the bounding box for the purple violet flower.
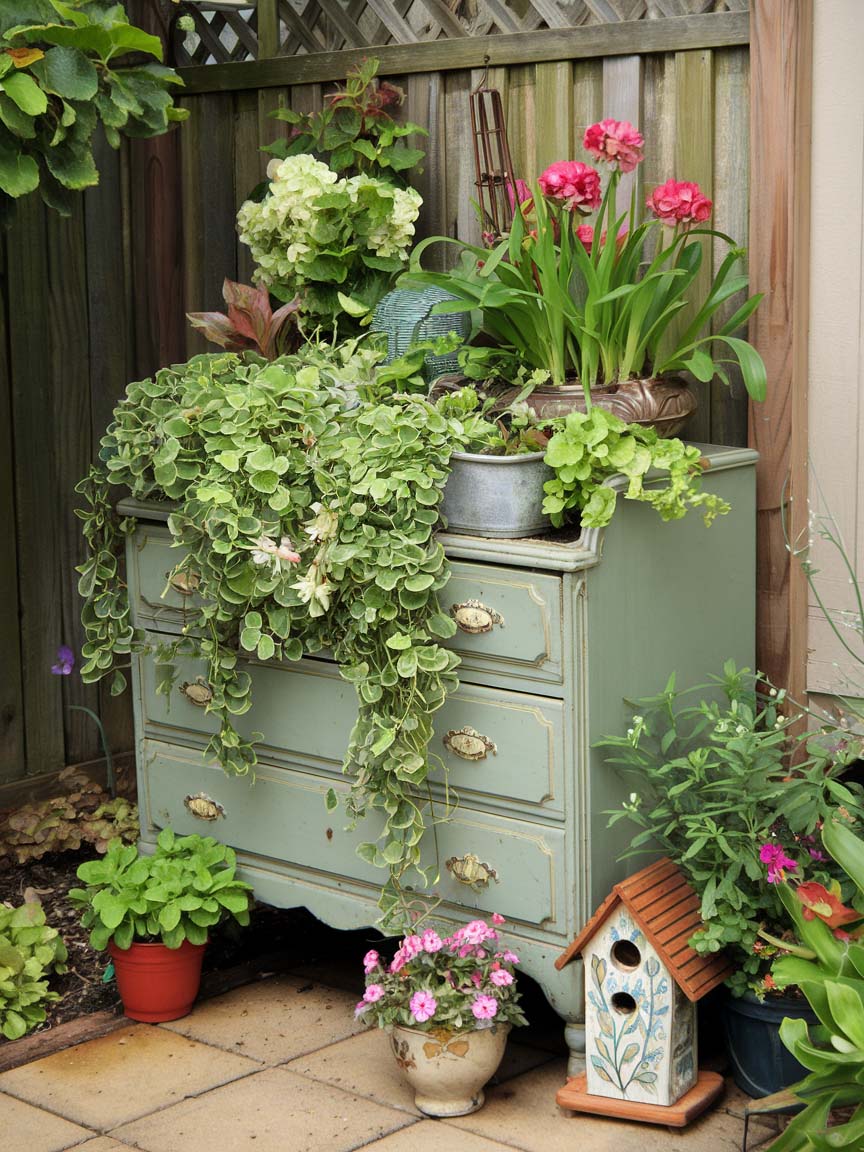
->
[51,645,75,676]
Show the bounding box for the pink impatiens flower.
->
[646,179,712,227]
[421,930,443,953]
[363,950,380,974]
[760,842,798,884]
[490,969,514,987]
[583,119,645,173]
[471,994,499,1021]
[410,990,437,1023]
[538,161,601,214]
[363,984,384,1003]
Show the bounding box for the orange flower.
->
[763,973,776,992]
[5,47,45,68]
[795,881,860,929]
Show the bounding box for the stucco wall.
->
[806,0,864,700]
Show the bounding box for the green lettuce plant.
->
[0,900,68,1040]
[0,0,187,216]
[69,829,252,950]
[75,342,492,927]
[601,663,864,997]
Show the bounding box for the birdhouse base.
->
[556,1070,724,1127]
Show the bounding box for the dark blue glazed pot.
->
[723,992,817,1097]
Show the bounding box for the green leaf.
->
[325,788,338,812]
[256,634,275,662]
[1,71,47,116]
[44,138,98,189]
[0,140,38,197]
[32,46,98,101]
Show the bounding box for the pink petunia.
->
[410,990,437,1023]
[363,984,384,1003]
[471,994,499,1021]
[583,119,645,173]
[421,930,443,953]
[363,950,380,974]
[490,969,514,987]
[538,161,601,214]
[646,179,712,227]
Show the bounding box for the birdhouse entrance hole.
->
[610,991,637,1015]
[610,939,642,971]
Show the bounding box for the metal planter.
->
[440,450,552,539]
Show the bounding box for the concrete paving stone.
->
[0,1092,92,1152]
[285,1027,554,1116]
[0,1023,259,1130]
[362,1119,518,1151]
[443,1059,778,1152]
[64,1141,135,1151]
[110,1065,413,1152]
[159,973,365,1063]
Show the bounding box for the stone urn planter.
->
[390,1024,510,1116]
[440,450,552,539]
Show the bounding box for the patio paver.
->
[284,1027,554,1115]
[0,1092,91,1152]
[362,1120,518,1150]
[159,973,364,1064]
[110,1065,414,1152]
[68,1141,135,1151]
[0,1023,259,1129]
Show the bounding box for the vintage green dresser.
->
[123,444,756,1069]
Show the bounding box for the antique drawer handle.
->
[445,853,499,888]
[179,677,213,707]
[167,568,200,597]
[184,792,225,821]
[450,599,504,635]
[443,727,497,761]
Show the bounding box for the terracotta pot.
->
[108,938,206,1023]
[430,374,697,437]
[390,1023,510,1116]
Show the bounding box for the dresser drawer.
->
[128,527,564,684]
[142,740,564,929]
[139,648,565,813]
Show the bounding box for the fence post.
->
[258,0,280,59]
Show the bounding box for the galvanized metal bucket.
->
[440,451,553,539]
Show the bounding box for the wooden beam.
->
[748,0,812,698]
[179,12,749,93]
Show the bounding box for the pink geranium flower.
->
[583,119,644,173]
[538,161,601,214]
[501,950,520,965]
[646,179,712,227]
[363,984,384,1003]
[421,930,443,953]
[490,969,514,987]
[410,990,437,1023]
[401,934,424,959]
[760,842,798,884]
[363,950,380,974]
[471,994,499,1021]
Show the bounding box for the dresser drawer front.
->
[142,741,564,928]
[140,649,564,812]
[128,528,564,682]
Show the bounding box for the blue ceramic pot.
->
[723,992,817,1097]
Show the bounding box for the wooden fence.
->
[0,3,754,791]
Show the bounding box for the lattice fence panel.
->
[172,0,749,65]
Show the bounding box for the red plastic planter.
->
[108,939,206,1023]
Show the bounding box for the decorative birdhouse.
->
[555,859,731,1125]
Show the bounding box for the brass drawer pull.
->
[450,599,504,635]
[166,569,200,597]
[443,727,497,761]
[445,853,499,888]
[184,792,225,821]
[179,677,213,707]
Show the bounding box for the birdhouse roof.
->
[554,857,733,1002]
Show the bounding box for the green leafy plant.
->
[237,152,422,330]
[264,57,425,184]
[0,899,68,1040]
[75,343,492,926]
[540,406,728,528]
[0,765,138,863]
[0,0,187,216]
[357,914,527,1034]
[601,663,864,996]
[753,819,864,1150]
[69,828,252,950]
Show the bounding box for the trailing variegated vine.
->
[75,341,493,927]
